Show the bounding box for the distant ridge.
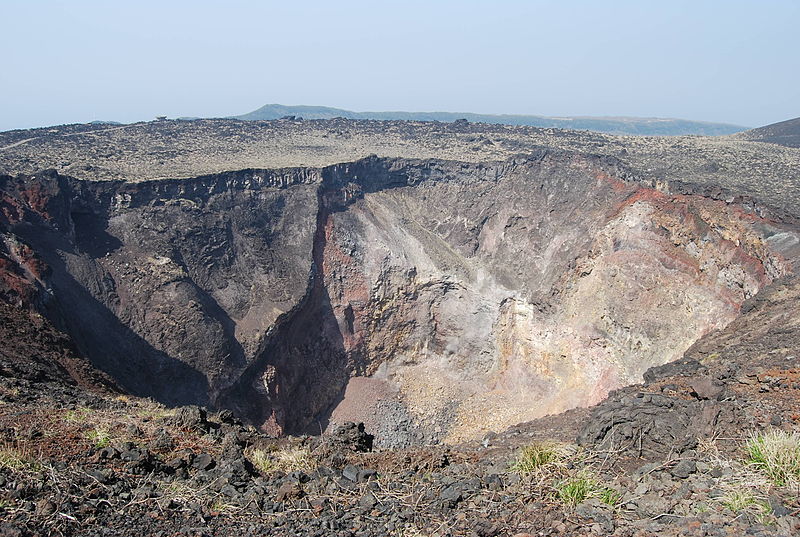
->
[737,116,800,148]
[235,104,747,136]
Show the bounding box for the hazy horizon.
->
[1,1,798,132]
[0,102,756,133]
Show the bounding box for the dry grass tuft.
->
[511,442,576,475]
[745,429,800,486]
[554,471,620,507]
[0,443,42,472]
[247,444,317,474]
[248,447,275,474]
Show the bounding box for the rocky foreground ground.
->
[2,276,800,537]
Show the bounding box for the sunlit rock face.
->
[2,154,798,446]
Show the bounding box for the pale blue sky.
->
[0,0,797,131]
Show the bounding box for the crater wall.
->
[1,154,797,445]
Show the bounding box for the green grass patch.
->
[598,486,622,507]
[556,476,596,505]
[86,427,112,449]
[721,489,772,523]
[555,473,620,507]
[512,442,566,474]
[723,489,760,512]
[0,444,41,473]
[63,407,92,423]
[746,430,800,486]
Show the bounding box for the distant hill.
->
[235,104,746,136]
[737,117,800,148]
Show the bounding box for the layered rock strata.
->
[1,153,797,445]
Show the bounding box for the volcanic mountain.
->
[233,104,747,136]
[737,116,800,148]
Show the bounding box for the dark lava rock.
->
[357,469,377,482]
[212,459,254,491]
[275,482,303,502]
[471,519,501,537]
[670,459,697,479]
[220,484,239,498]
[690,377,725,400]
[126,423,144,437]
[439,484,463,508]
[643,358,703,383]
[192,453,215,471]
[330,422,374,452]
[358,493,377,509]
[121,448,146,462]
[173,406,208,430]
[286,471,310,484]
[342,464,360,482]
[485,473,503,491]
[97,446,120,460]
[167,456,186,470]
[221,431,246,459]
[0,523,25,537]
[577,392,698,457]
[769,495,791,517]
[87,468,112,484]
[634,493,674,519]
[217,409,241,425]
[35,499,56,516]
[149,428,175,452]
[575,500,614,533]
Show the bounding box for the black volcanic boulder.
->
[577,392,698,457]
[172,405,209,431]
[331,422,374,452]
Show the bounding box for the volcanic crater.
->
[3,139,798,448]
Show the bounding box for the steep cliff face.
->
[228,155,799,445]
[1,169,320,405]
[1,154,798,445]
